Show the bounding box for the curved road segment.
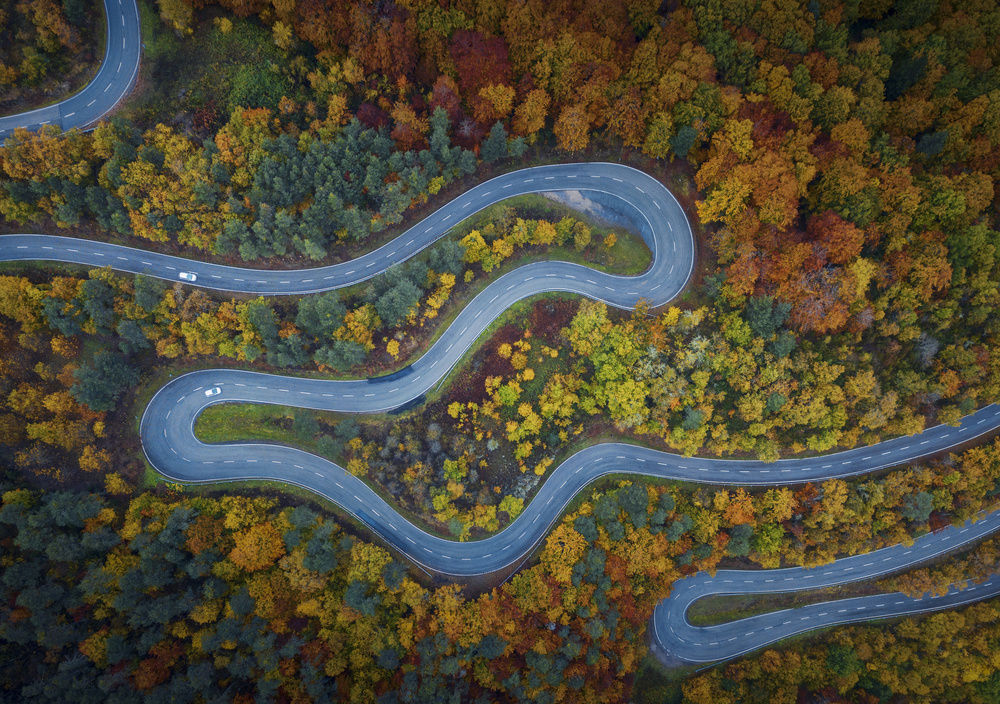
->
[0,0,141,137]
[4,0,997,667]
[3,57,1000,658]
[655,508,1000,662]
[143,375,1000,578]
[0,163,688,300]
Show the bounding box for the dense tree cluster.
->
[0,0,93,99]
[459,206,595,273]
[0,279,124,491]
[0,108,485,260]
[5,433,1000,704]
[0,485,674,703]
[679,596,1000,704]
[558,298,947,460]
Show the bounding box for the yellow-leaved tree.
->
[229,522,286,572]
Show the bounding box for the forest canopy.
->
[3,0,1000,702]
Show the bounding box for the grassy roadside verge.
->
[450,192,652,276]
[193,403,344,448]
[185,399,459,542]
[686,585,871,627]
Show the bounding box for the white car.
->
[204,387,221,397]
[178,271,197,282]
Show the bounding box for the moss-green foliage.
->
[129,2,292,127]
[227,63,291,112]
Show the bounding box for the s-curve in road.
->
[143,367,1000,579]
[654,508,1000,663]
[0,0,141,137]
[8,161,1000,655]
[0,0,996,665]
[0,162,693,304]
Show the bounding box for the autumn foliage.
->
[230,521,286,571]
[3,0,1000,702]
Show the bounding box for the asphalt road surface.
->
[0,163,691,302]
[142,371,1000,579]
[0,0,141,137]
[655,507,1000,662]
[3,31,1000,659]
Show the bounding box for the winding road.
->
[655,508,1000,662]
[2,5,1000,664]
[143,369,1000,577]
[6,165,1000,662]
[0,0,141,137]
